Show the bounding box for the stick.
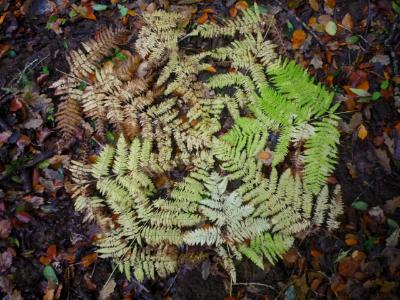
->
[272,0,325,48]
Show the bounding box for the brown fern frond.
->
[114,53,142,81]
[55,96,83,140]
[68,27,131,78]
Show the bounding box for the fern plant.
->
[57,4,343,284]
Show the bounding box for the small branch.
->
[55,68,90,85]
[272,0,325,48]
[233,282,277,292]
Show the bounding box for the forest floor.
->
[0,0,400,299]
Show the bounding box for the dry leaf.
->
[235,1,249,10]
[197,13,208,24]
[325,0,336,8]
[292,29,307,49]
[342,13,353,31]
[81,253,97,268]
[309,0,319,11]
[206,66,217,73]
[358,124,368,140]
[47,245,57,261]
[99,279,116,300]
[229,6,238,17]
[384,197,400,214]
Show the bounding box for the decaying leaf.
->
[98,278,116,300]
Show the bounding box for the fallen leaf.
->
[309,0,319,11]
[15,211,32,223]
[197,13,208,24]
[9,98,23,112]
[99,279,116,300]
[0,219,11,239]
[374,148,391,172]
[40,256,51,265]
[325,0,336,8]
[84,273,97,290]
[370,54,391,66]
[283,248,299,264]
[47,245,57,261]
[310,55,323,69]
[206,66,217,73]
[229,6,238,17]
[384,197,400,214]
[81,252,98,268]
[0,44,11,59]
[202,8,215,14]
[352,200,368,211]
[325,21,337,36]
[358,124,368,140]
[24,117,43,129]
[0,251,13,273]
[357,80,369,91]
[235,1,249,10]
[338,257,358,277]
[43,265,59,284]
[345,234,358,246]
[341,13,353,31]
[292,29,307,49]
[386,228,400,247]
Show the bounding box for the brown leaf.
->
[81,252,97,268]
[47,245,57,261]
[325,0,336,8]
[206,66,217,73]
[99,278,116,300]
[283,248,299,264]
[345,233,358,246]
[0,44,11,59]
[84,273,97,290]
[197,13,208,24]
[309,0,319,11]
[0,219,11,239]
[338,257,358,277]
[341,13,353,31]
[292,29,307,49]
[9,98,23,112]
[0,251,13,273]
[384,197,400,215]
[40,256,51,265]
[235,1,249,10]
[357,124,368,140]
[229,6,238,17]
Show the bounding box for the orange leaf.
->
[341,13,353,31]
[308,16,317,26]
[345,236,358,246]
[128,9,137,16]
[9,98,23,112]
[155,174,168,189]
[311,248,322,258]
[257,151,271,161]
[81,253,98,268]
[32,168,44,193]
[47,245,57,261]
[338,257,358,277]
[358,124,368,140]
[206,66,217,73]
[197,13,208,25]
[0,44,11,59]
[292,29,307,49]
[0,13,7,26]
[40,256,51,265]
[229,6,238,17]
[357,80,369,91]
[325,0,336,8]
[202,8,215,14]
[235,1,249,10]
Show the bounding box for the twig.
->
[55,68,90,85]
[234,282,277,292]
[272,0,325,48]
